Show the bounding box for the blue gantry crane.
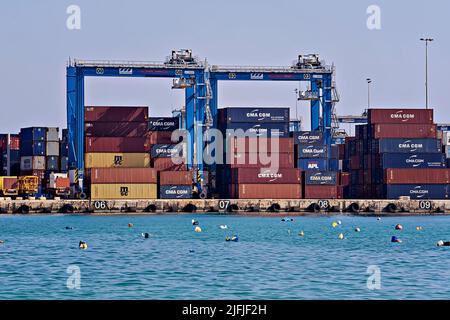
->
[66,50,338,197]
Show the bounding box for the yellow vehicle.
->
[18,176,39,196]
[0,176,19,197]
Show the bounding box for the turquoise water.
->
[0,214,450,300]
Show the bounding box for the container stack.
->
[0,134,21,176]
[84,106,157,200]
[217,107,302,199]
[441,130,450,167]
[347,108,449,199]
[19,127,47,188]
[60,129,69,173]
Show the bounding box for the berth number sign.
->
[318,200,330,210]
[218,200,230,211]
[419,200,432,210]
[93,201,108,211]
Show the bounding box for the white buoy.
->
[194,226,202,233]
[220,225,228,229]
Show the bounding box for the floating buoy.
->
[142,233,150,239]
[337,220,342,225]
[220,225,228,229]
[79,241,88,250]
[437,240,450,247]
[298,231,305,237]
[377,217,381,221]
[338,233,344,240]
[189,250,195,253]
[395,224,403,230]
[65,226,73,230]
[128,223,134,228]
[416,226,423,231]
[282,218,294,222]
[192,220,199,226]
[194,226,202,233]
[355,228,361,232]
[331,222,339,228]
[0,240,5,244]
[225,236,239,242]
[391,236,402,243]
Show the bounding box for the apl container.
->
[221,123,290,138]
[304,171,338,185]
[85,137,149,153]
[219,107,289,123]
[20,127,46,142]
[384,184,449,199]
[230,168,302,184]
[20,140,45,156]
[90,183,157,200]
[298,144,327,158]
[87,168,157,184]
[150,144,185,158]
[85,122,148,137]
[368,109,433,124]
[292,131,324,144]
[85,153,150,168]
[376,153,446,168]
[148,117,180,131]
[84,106,148,122]
[46,141,60,156]
[159,185,192,199]
[373,139,442,153]
[297,159,328,170]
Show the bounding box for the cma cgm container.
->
[385,168,450,184]
[85,137,150,153]
[150,144,185,158]
[87,168,157,184]
[304,171,338,185]
[384,184,449,199]
[231,184,301,199]
[226,152,294,168]
[374,153,446,168]
[20,141,45,156]
[20,127,46,142]
[148,117,180,131]
[370,124,437,139]
[90,184,157,200]
[221,123,290,138]
[159,171,192,185]
[292,131,324,144]
[230,168,302,184]
[368,109,433,124]
[219,107,289,123]
[84,106,148,122]
[227,137,294,154]
[85,122,148,137]
[298,144,327,158]
[297,159,328,171]
[372,139,442,153]
[159,185,192,199]
[85,153,150,168]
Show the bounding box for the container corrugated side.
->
[304,185,340,199]
[84,106,148,122]
[90,183,157,200]
[159,171,192,185]
[87,168,157,184]
[85,137,150,153]
[46,128,59,142]
[46,141,60,156]
[85,153,150,168]
[233,184,301,199]
[227,137,294,153]
[384,168,450,184]
[370,124,437,139]
[152,158,187,171]
[225,152,294,168]
[85,122,148,137]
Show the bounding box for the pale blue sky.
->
[1,0,449,133]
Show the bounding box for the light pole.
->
[420,38,434,109]
[294,88,299,120]
[366,78,372,109]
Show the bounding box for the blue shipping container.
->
[159,185,192,199]
[379,153,446,168]
[148,117,180,131]
[298,144,327,158]
[220,107,289,123]
[151,144,184,158]
[221,123,290,138]
[374,139,442,153]
[292,131,323,144]
[384,184,449,199]
[305,171,338,185]
[20,140,45,156]
[20,127,46,142]
[60,156,69,172]
[297,159,328,170]
[46,156,59,171]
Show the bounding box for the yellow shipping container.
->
[90,183,157,200]
[85,153,150,168]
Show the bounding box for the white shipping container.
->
[445,145,450,159]
[46,141,60,156]
[443,131,450,146]
[46,127,59,142]
[20,156,46,171]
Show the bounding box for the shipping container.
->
[60,156,69,172]
[227,137,294,154]
[150,144,185,158]
[373,139,442,153]
[20,169,45,183]
[147,131,181,144]
[90,183,157,200]
[60,141,69,157]
[292,131,324,144]
[148,117,180,131]
[219,107,289,123]
[384,184,449,199]
[304,171,338,185]
[152,158,187,171]
[229,168,302,184]
[46,156,59,172]
[370,124,437,139]
[85,122,148,137]
[221,123,290,138]
[368,109,433,124]
[85,137,150,153]
[20,140,45,156]
[445,145,450,159]
[19,127,46,142]
[375,153,446,168]
[159,171,192,185]
[20,156,46,171]
[297,158,328,170]
[298,144,327,158]
[0,176,18,195]
[0,134,20,151]
[85,153,150,168]
[46,128,59,142]
[87,168,157,184]
[46,141,60,156]
[384,168,450,184]
[442,131,450,146]
[225,152,294,168]
[231,184,301,199]
[84,106,148,122]
[304,185,340,199]
[159,185,192,199]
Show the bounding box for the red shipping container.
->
[339,172,350,186]
[2,177,18,189]
[147,131,181,144]
[226,152,294,168]
[85,106,148,122]
[350,155,360,170]
[152,158,187,171]
[85,137,150,153]
[0,134,20,151]
[384,168,450,184]
[304,185,340,199]
[230,168,301,184]
[231,184,302,199]
[85,122,148,137]
[55,177,70,189]
[371,124,437,139]
[368,109,433,124]
[227,137,294,153]
[86,168,157,184]
[159,171,192,185]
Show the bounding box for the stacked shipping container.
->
[0,134,20,176]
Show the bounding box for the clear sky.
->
[1,0,449,133]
